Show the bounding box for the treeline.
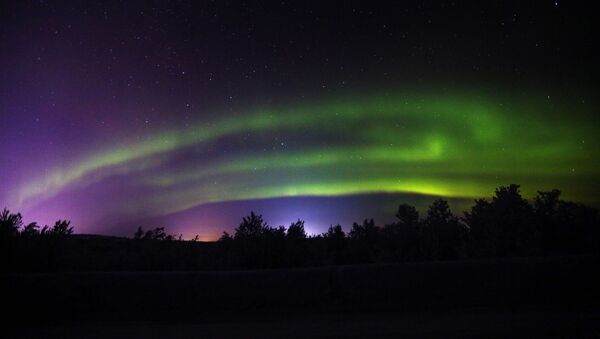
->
[215,185,599,269]
[1,185,599,271]
[0,210,75,271]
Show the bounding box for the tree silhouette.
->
[534,189,561,216]
[147,227,168,240]
[50,220,74,236]
[20,222,40,237]
[533,190,599,255]
[349,218,378,241]
[232,212,287,268]
[0,208,23,238]
[132,226,179,241]
[382,203,422,262]
[133,226,144,240]
[219,231,233,242]
[396,203,420,226]
[324,224,345,240]
[287,219,307,240]
[285,220,308,266]
[348,219,379,263]
[234,211,270,240]
[465,184,537,257]
[321,224,346,264]
[423,199,465,260]
[533,189,562,253]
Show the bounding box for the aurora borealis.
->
[1,2,598,239]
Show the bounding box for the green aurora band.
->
[16,90,599,217]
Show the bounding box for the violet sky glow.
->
[1,2,598,239]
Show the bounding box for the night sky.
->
[1,1,598,239]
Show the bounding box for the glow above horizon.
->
[6,89,598,238]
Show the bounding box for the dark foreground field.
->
[8,309,600,338]
[4,256,600,338]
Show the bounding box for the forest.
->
[2,185,598,272]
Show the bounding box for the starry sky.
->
[0,1,598,239]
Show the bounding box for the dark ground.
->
[8,309,600,338]
[4,256,600,338]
